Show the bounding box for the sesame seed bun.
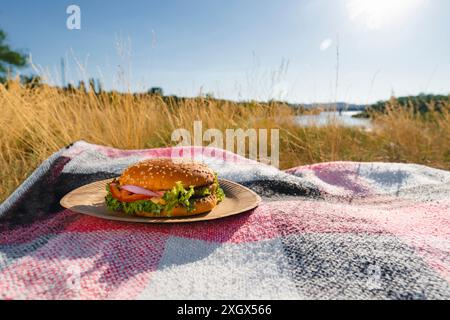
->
[135,194,218,217]
[118,158,215,191]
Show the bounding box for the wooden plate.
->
[60,178,261,223]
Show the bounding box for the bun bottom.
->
[135,194,218,218]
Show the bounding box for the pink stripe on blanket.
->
[0,230,168,300]
[352,201,450,237]
[65,200,390,242]
[6,197,447,247]
[61,141,254,162]
[287,162,373,197]
[102,145,254,164]
[65,208,268,243]
[0,210,79,245]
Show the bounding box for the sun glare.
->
[347,0,423,30]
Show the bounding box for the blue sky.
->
[0,0,449,103]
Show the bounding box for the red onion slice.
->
[121,185,164,197]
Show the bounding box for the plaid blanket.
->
[0,141,449,300]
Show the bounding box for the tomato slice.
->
[109,183,152,202]
[109,183,122,199]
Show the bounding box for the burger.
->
[105,158,225,217]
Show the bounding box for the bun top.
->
[118,158,215,191]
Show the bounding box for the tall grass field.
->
[0,80,449,202]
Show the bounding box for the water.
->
[295,111,372,129]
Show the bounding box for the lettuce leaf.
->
[215,185,225,202]
[194,186,211,197]
[214,173,225,203]
[162,181,195,213]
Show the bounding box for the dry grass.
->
[0,80,449,202]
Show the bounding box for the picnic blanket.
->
[0,141,449,300]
